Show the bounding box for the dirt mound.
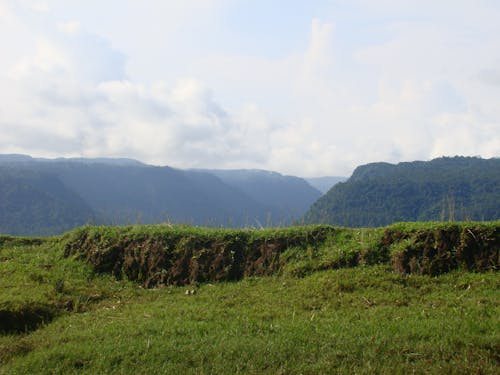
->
[64,226,335,287]
[385,224,499,275]
[63,223,498,286]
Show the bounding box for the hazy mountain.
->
[84,164,274,226]
[194,169,322,223]
[0,154,34,163]
[305,176,347,194]
[0,155,321,235]
[0,167,95,235]
[0,154,143,166]
[304,156,500,227]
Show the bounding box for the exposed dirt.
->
[63,224,498,286]
[385,225,499,275]
[64,227,335,287]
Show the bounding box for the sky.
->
[0,0,499,177]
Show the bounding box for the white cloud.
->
[302,19,334,82]
[20,0,50,13]
[0,50,277,169]
[0,1,499,177]
[57,20,80,34]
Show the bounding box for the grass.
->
[0,223,499,374]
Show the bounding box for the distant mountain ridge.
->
[305,176,347,194]
[0,154,144,166]
[0,166,95,235]
[304,156,500,227]
[192,168,322,220]
[0,155,321,235]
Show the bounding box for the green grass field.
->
[1,223,499,374]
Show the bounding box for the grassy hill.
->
[0,222,499,373]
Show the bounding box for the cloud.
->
[0,2,499,177]
[57,20,81,34]
[18,0,50,13]
[0,34,277,168]
[478,68,500,88]
[302,19,334,80]
[0,7,302,172]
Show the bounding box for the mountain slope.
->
[195,169,322,223]
[0,155,320,234]
[305,176,347,194]
[304,156,500,227]
[0,167,95,235]
[2,161,269,228]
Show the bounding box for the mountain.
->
[194,169,322,223]
[51,163,266,226]
[0,155,320,235]
[305,176,347,194]
[304,156,500,227]
[0,166,95,235]
[0,154,144,166]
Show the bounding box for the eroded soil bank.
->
[63,222,499,287]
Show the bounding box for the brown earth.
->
[64,226,334,287]
[63,224,499,287]
[385,225,499,276]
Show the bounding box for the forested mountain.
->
[0,154,143,166]
[0,167,95,235]
[0,155,320,235]
[52,163,269,227]
[194,169,322,222]
[305,176,347,194]
[3,155,498,235]
[304,157,500,227]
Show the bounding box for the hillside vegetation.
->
[0,167,95,235]
[1,222,498,373]
[304,156,500,227]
